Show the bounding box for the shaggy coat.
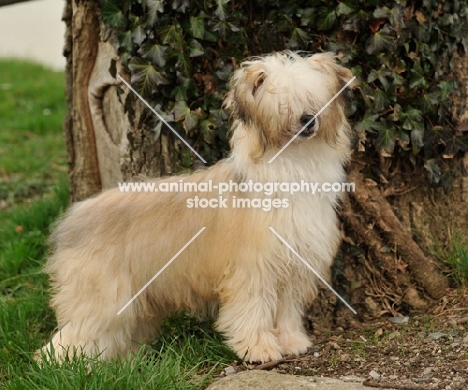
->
[38,51,354,363]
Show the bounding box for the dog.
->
[37,51,354,363]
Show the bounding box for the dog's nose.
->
[299,114,317,136]
[300,115,315,127]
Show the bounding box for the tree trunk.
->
[64,1,468,322]
[63,0,180,203]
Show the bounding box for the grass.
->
[0,60,235,389]
[430,231,468,288]
[0,60,67,208]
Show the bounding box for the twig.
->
[253,355,297,370]
[453,316,468,324]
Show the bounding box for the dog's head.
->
[224,51,355,161]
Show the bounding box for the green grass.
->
[0,60,235,389]
[0,183,235,390]
[0,59,67,208]
[431,231,468,288]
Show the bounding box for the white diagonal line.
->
[117,75,207,164]
[268,76,356,163]
[117,227,206,315]
[269,227,357,315]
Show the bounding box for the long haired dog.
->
[38,51,354,363]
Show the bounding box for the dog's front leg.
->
[214,269,283,363]
[275,282,313,356]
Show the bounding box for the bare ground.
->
[220,292,468,390]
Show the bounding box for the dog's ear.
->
[243,63,267,97]
[307,53,357,89]
[251,71,265,97]
[223,62,267,113]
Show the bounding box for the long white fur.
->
[37,51,354,363]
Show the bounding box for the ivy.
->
[100,0,467,189]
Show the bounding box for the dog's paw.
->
[278,331,312,356]
[241,344,283,363]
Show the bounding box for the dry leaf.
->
[415,10,426,24]
[392,65,406,74]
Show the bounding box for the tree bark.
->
[348,166,449,300]
[63,0,101,202]
[63,0,181,202]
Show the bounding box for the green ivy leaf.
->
[172,86,187,102]
[374,5,405,30]
[438,81,456,100]
[158,23,184,50]
[214,0,230,21]
[411,125,424,154]
[189,39,204,57]
[424,158,441,184]
[176,53,191,77]
[391,73,405,86]
[409,69,428,89]
[336,2,355,16]
[128,57,169,95]
[172,0,190,13]
[373,6,389,18]
[203,29,218,43]
[355,112,381,132]
[215,64,234,81]
[300,7,318,27]
[443,136,468,158]
[373,89,388,112]
[209,108,229,127]
[317,8,337,31]
[119,52,131,68]
[174,100,190,122]
[102,0,127,29]
[190,16,205,39]
[406,107,423,121]
[146,0,164,27]
[119,30,134,52]
[143,44,167,67]
[288,28,310,48]
[211,21,239,40]
[367,68,392,88]
[396,129,410,150]
[132,25,146,46]
[365,25,397,54]
[377,126,395,157]
[184,110,202,133]
[439,163,459,194]
[342,12,366,32]
[418,92,439,113]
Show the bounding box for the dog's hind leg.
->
[37,256,140,362]
[37,314,136,363]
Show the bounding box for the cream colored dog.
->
[38,51,354,363]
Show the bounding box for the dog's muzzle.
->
[299,114,318,138]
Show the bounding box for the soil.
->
[225,313,468,390]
